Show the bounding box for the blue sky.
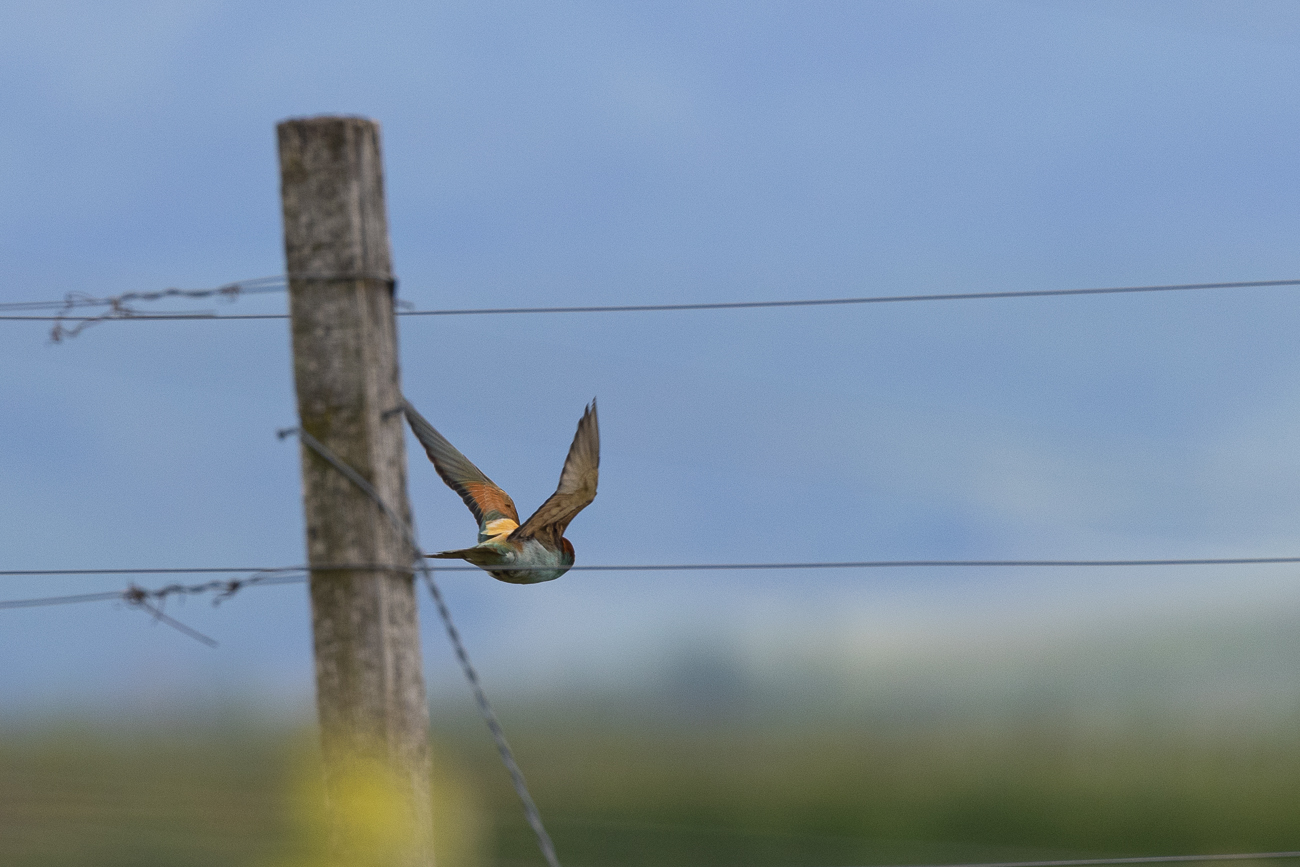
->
[5,1,1300,721]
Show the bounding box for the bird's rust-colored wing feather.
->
[513,400,599,546]
[403,400,519,533]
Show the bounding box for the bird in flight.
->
[403,399,599,584]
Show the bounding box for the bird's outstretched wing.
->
[513,400,599,546]
[403,400,520,535]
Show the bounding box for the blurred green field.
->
[3,711,1300,867]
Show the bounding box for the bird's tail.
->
[430,547,499,567]
[430,548,473,559]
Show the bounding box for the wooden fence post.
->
[277,115,434,866]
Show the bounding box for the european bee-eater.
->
[403,399,599,584]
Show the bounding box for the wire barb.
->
[123,585,219,648]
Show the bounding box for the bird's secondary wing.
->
[403,400,520,534]
[513,400,599,546]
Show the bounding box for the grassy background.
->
[8,592,1300,866]
[3,710,1300,867]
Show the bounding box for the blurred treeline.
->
[3,707,1300,867]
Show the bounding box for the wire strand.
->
[0,590,128,608]
[393,278,1300,316]
[863,851,1300,867]
[0,571,315,645]
[555,556,1300,570]
[7,556,1300,579]
[3,277,1298,323]
[8,554,1300,609]
[0,565,408,577]
[0,575,310,611]
[0,276,287,313]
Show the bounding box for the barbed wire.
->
[0,570,309,610]
[2,278,1298,332]
[6,555,1300,582]
[392,278,1300,316]
[7,553,1300,616]
[553,556,1300,570]
[8,269,1298,861]
[0,569,316,645]
[0,276,286,313]
[0,590,127,607]
[8,552,1300,643]
[0,564,410,577]
[281,425,563,867]
[4,276,289,342]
